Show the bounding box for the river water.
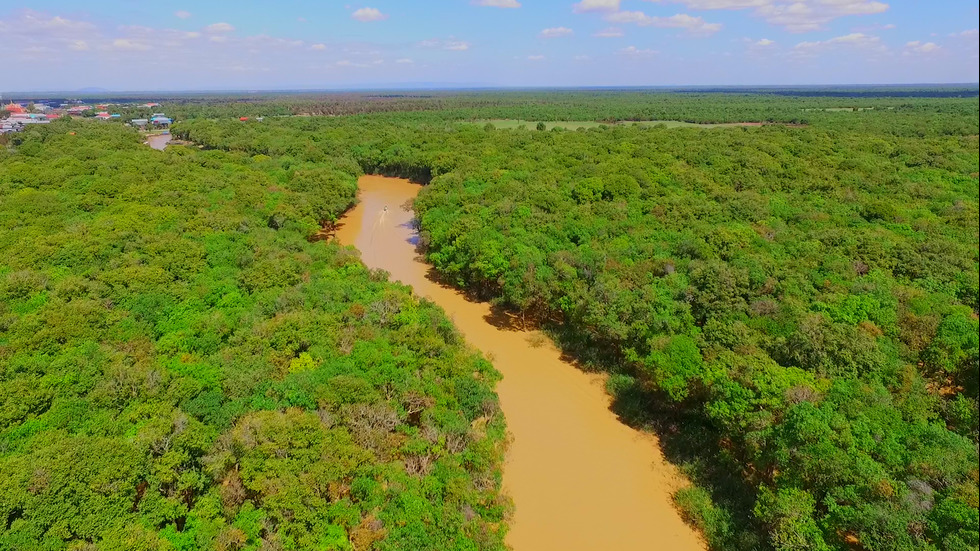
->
[146,134,171,150]
[335,175,705,551]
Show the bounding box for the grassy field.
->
[467,119,745,130]
[802,107,878,112]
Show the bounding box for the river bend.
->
[336,175,705,551]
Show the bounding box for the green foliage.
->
[0,122,507,550]
[18,90,976,551]
[674,486,737,548]
[754,487,829,551]
[640,335,704,402]
[171,91,980,550]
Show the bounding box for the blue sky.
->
[1,1,977,91]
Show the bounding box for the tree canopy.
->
[2,89,977,551]
[0,121,508,550]
[173,91,979,551]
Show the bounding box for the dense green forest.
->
[26,86,977,124]
[171,93,980,551]
[0,121,508,550]
[2,91,977,551]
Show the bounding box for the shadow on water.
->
[423,272,764,547]
[342,173,761,550]
[420,265,486,304]
[482,304,526,332]
[405,235,761,547]
[544,324,766,550]
[399,220,419,246]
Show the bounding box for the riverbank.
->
[335,175,705,551]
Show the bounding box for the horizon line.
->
[4,82,980,97]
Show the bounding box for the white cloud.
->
[594,27,624,37]
[335,59,383,68]
[573,0,621,13]
[175,10,192,19]
[938,29,978,63]
[813,32,879,47]
[472,0,522,7]
[792,32,886,57]
[112,38,150,51]
[619,45,658,56]
[540,26,573,38]
[851,22,896,32]
[351,7,388,22]
[755,38,775,46]
[420,38,471,51]
[1,4,975,91]
[833,33,877,44]
[396,58,414,64]
[605,11,722,34]
[647,0,889,32]
[905,40,940,54]
[527,54,546,60]
[574,54,593,60]
[205,22,235,33]
[0,10,95,38]
[657,0,766,6]
[225,65,270,73]
[606,11,649,24]
[0,9,438,89]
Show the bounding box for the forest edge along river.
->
[142,132,706,549]
[336,175,705,551]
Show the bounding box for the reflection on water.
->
[335,175,705,551]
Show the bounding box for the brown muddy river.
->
[146,134,171,150]
[336,175,705,551]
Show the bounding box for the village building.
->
[1,113,50,133]
[3,102,25,115]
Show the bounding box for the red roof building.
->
[4,103,25,114]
